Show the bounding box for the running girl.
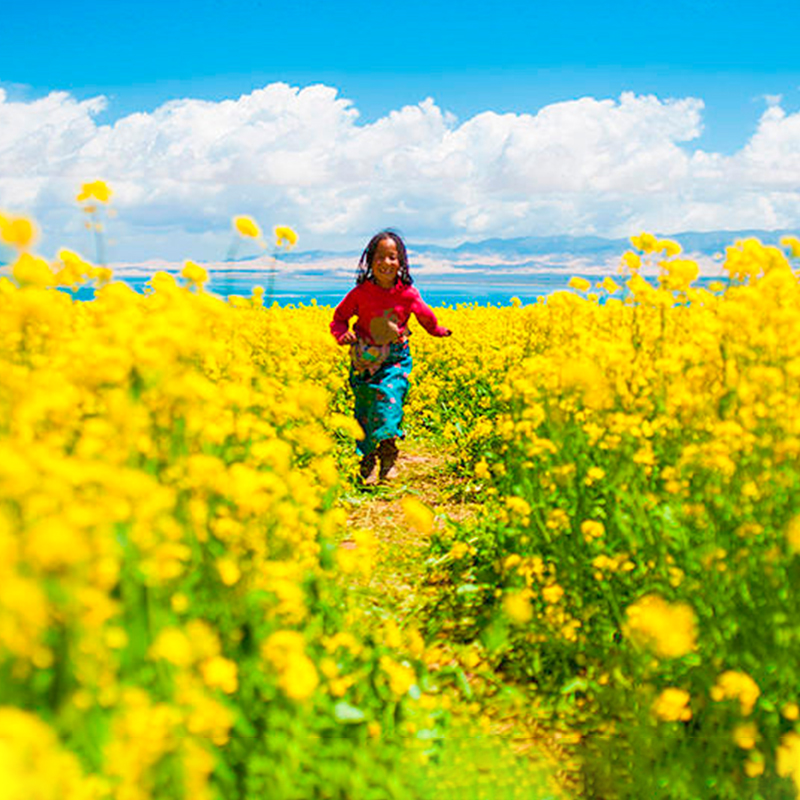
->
[330,230,451,481]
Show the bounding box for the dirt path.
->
[338,439,579,800]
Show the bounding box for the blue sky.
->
[6,0,799,150]
[2,0,800,260]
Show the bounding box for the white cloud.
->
[1,83,799,261]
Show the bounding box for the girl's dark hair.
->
[356,230,413,286]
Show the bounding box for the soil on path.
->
[338,439,579,800]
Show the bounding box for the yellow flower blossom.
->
[568,276,591,293]
[216,557,241,586]
[580,519,605,542]
[449,541,471,560]
[744,753,765,778]
[630,232,658,252]
[503,591,533,624]
[652,688,691,722]
[777,732,800,791]
[379,656,416,696]
[505,495,532,519]
[600,276,620,294]
[541,583,564,604]
[733,722,758,750]
[150,627,194,667]
[780,235,800,258]
[182,260,209,287]
[0,214,37,248]
[474,459,491,479]
[623,595,697,658]
[275,226,298,248]
[76,180,112,203]
[782,702,800,721]
[261,630,319,700]
[0,707,95,799]
[11,252,56,287]
[402,497,435,535]
[786,515,800,554]
[200,656,238,694]
[711,671,760,715]
[233,215,261,238]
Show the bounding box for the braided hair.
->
[356,230,413,287]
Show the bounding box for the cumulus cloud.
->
[1,83,799,261]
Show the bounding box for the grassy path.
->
[338,439,580,800]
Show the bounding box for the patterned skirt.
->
[349,341,412,456]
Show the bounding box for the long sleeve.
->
[409,288,450,337]
[330,287,359,343]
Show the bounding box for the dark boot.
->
[378,438,398,480]
[359,451,377,481]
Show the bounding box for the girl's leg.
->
[350,369,378,457]
[378,438,398,480]
[359,450,377,480]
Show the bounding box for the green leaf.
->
[560,677,588,695]
[333,701,366,723]
[480,617,509,653]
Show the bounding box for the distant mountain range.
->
[271,228,798,267]
[2,229,794,270]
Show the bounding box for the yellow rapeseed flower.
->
[234,215,261,238]
[580,519,605,542]
[448,541,470,560]
[744,753,765,778]
[474,459,491,479]
[711,670,760,715]
[379,655,416,696]
[630,232,658,252]
[658,238,682,257]
[402,497,435,535]
[503,591,533,624]
[76,180,112,203]
[652,688,692,722]
[621,251,642,272]
[601,276,620,294]
[149,627,194,667]
[282,654,319,700]
[0,214,37,248]
[505,495,531,518]
[733,722,758,750]
[780,235,800,258]
[785,515,800,554]
[623,595,697,659]
[216,557,241,586]
[182,260,209,287]
[568,276,591,293]
[777,732,800,791]
[275,226,298,248]
[541,583,564,604]
[261,630,319,700]
[782,702,800,721]
[0,708,94,798]
[200,656,238,694]
[11,252,56,287]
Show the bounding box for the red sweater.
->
[330,280,449,345]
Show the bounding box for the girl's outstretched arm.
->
[330,288,359,344]
[410,288,451,337]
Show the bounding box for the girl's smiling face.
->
[372,237,400,289]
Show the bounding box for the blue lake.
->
[61,268,725,307]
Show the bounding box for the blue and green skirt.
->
[349,341,412,456]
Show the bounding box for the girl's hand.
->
[339,331,357,345]
[441,328,452,337]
